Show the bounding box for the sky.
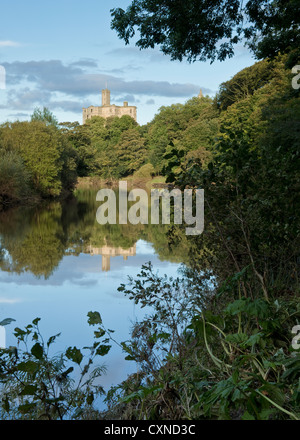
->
[0,0,257,126]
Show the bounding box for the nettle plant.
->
[0,312,111,420]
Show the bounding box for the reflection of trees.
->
[0,203,65,279]
[0,188,192,279]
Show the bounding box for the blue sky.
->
[0,0,257,125]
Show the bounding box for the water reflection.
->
[0,188,189,400]
[86,243,136,272]
[0,188,189,278]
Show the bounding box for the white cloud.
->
[0,297,21,304]
[0,40,21,47]
[3,60,209,98]
[0,59,211,117]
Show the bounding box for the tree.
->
[114,128,147,177]
[111,0,300,63]
[0,120,78,198]
[146,96,218,177]
[216,58,281,111]
[175,55,300,294]
[31,107,59,127]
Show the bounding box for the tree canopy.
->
[110,0,300,63]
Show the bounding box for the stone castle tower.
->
[82,89,137,124]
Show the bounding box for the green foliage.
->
[62,115,147,179]
[173,54,300,301]
[133,163,155,179]
[146,97,218,175]
[111,1,300,63]
[104,265,300,420]
[31,107,59,127]
[0,312,111,420]
[99,51,300,421]
[0,116,79,203]
[114,129,147,177]
[0,150,32,206]
[216,58,281,111]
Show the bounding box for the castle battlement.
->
[82,89,137,124]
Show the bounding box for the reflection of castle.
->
[87,243,136,271]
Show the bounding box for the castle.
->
[82,89,137,124]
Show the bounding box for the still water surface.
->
[0,188,184,399]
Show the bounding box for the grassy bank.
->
[75,175,167,191]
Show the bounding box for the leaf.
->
[94,329,105,339]
[66,346,83,365]
[0,318,16,327]
[18,402,37,414]
[225,299,247,316]
[259,384,285,407]
[96,345,111,357]
[61,366,74,378]
[17,361,39,374]
[125,355,136,361]
[242,411,256,420]
[2,395,10,413]
[31,342,44,360]
[13,327,27,338]
[20,385,38,396]
[86,392,94,405]
[245,332,263,347]
[225,333,248,345]
[47,333,61,347]
[87,311,102,326]
[225,298,270,318]
[282,355,300,382]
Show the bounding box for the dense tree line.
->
[0,92,221,208]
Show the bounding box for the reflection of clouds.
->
[135,240,155,255]
[71,278,98,287]
[0,297,21,304]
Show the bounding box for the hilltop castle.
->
[82,89,137,124]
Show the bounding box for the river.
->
[0,187,187,407]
